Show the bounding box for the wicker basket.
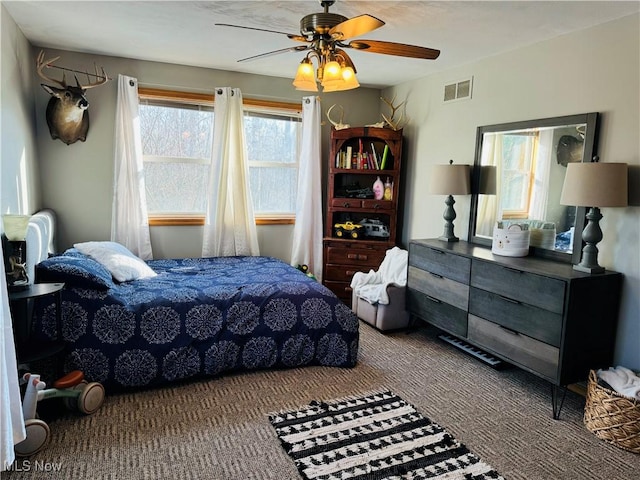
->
[584,369,640,454]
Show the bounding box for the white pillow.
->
[73,241,157,282]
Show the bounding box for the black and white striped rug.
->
[269,390,504,480]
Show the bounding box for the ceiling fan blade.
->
[215,23,307,42]
[237,45,310,63]
[329,14,384,40]
[348,39,440,60]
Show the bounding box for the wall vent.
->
[444,77,473,102]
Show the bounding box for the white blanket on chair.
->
[350,247,408,305]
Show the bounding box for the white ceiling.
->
[4,1,639,89]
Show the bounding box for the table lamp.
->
[3,214,31,289]
[429,160,471,242]
[560,157,628,273]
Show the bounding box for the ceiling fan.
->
[216,0,440,92]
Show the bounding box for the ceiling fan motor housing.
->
[300,13,348,35]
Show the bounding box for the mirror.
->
[469,112,600,263]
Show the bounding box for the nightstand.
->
[8,282,65,364]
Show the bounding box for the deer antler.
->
[36,50,67,87]
[80,63,109,90]
[36,50,109,90]
[380,95,406,131]
[326,104,350,130]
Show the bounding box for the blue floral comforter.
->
[33,253,359,390]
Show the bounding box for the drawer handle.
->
[429,272,443,279]
[431,249,445,255]
[373,204,380,209]
[342,202,351,207]
[358,254,369,261]
[425,295,441,304]
[503,266,524,274]
[500,325,519,335]
[498,294,521,305]
[347,254,357,259]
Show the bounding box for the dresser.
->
[407,239,622,418]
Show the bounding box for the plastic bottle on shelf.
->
[373,176,384,200]
[383,177,392,200]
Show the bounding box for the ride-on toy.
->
[14,371,105,457]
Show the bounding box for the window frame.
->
[138,87,301,226]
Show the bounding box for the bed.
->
[29,241,359,391]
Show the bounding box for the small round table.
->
[8,282,65,364]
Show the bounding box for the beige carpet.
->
[4,323,639,479]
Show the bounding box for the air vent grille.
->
[444,77,473,102]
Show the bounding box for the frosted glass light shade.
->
[292,61,318,92]
[3,215,30,241]
[429,164,471,195]
[560,162,628,207]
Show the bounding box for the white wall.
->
[1,4,40,216]
[384,14,640,370]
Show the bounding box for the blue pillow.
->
[36,252,115,290]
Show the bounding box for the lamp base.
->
[438,235,459,243]
[573,263,605,274]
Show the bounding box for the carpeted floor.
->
[4,322,639,479]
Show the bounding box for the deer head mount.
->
[326,104,350,130]
[37,51,110,145]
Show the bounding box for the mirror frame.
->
[468,112,600,264]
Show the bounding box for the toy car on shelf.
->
[359,218,390,238]
[334,221,363,239]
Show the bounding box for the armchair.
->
[350,247,410,331]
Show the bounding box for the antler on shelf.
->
[380,95,406,130]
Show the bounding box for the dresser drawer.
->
[331,198,362,208]
[324,264,360,282]
[408,266,469,311]
[409,243,470,283]
[407,289,467,337]
[326,246,386,266]
[323,280,352,300]
[470,260,565,314]
[468,314,559,381]
[361,199,392,210]
[469,287,561,347]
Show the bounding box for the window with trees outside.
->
[138,88,302,226]
[500,132,539,219]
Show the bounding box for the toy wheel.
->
[351,231,359,239]
[14,419,50,457]
[335,229,343,237]
[78,382,105,414]
[63,380,88,411]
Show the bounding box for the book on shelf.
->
[345,146,352,169]
[380,144,390,170]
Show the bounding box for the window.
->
[500,132,539,219]
[138,88,301,225]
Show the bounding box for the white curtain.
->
[529,130,552,220]
[476,133,503,237]
[202,87,259,257]
[111,74,153,260]
[290,96,323,281]
[1,244,25,470]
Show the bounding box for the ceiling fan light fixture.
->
[293,58,318,91]
[340,66,359,89]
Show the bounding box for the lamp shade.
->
[560,162,628,207]
[429,164,471,195]
[2,215,30,241]
[292,60,318,92]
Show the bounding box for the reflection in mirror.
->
[469,113,599,263]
